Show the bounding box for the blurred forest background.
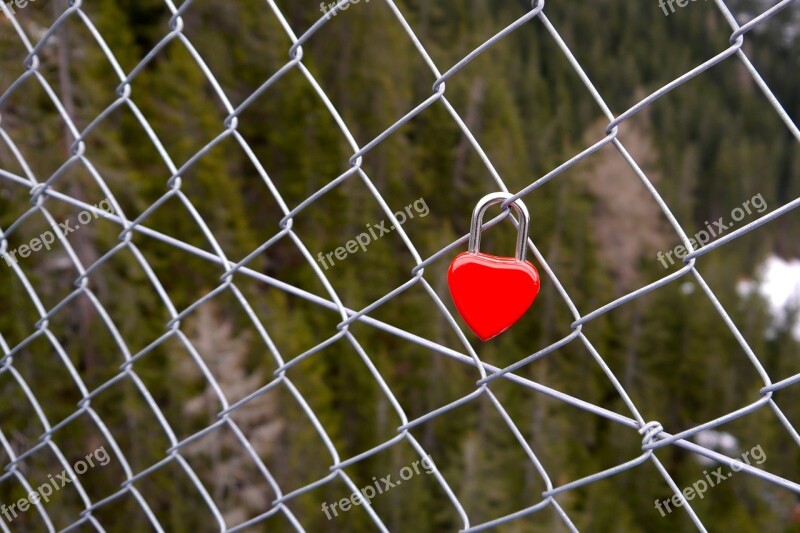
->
[1,0,800,531]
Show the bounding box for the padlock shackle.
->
[468,192,530,262]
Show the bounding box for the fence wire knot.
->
[639,421,664,450]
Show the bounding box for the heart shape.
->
[447,252,541,341]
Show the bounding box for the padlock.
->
[447,192,541,341]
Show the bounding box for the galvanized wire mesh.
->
[1,0,799,531]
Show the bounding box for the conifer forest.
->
[1,0,799,531]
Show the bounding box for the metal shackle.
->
[468,192,531,262]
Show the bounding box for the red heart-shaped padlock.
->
[448,252,540,341]
[447,192,541,341]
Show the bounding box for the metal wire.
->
[0,0,799,531]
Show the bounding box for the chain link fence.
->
[1,0,799,531]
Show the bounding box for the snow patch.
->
[693,430,740,466]
[737,255,800,340]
